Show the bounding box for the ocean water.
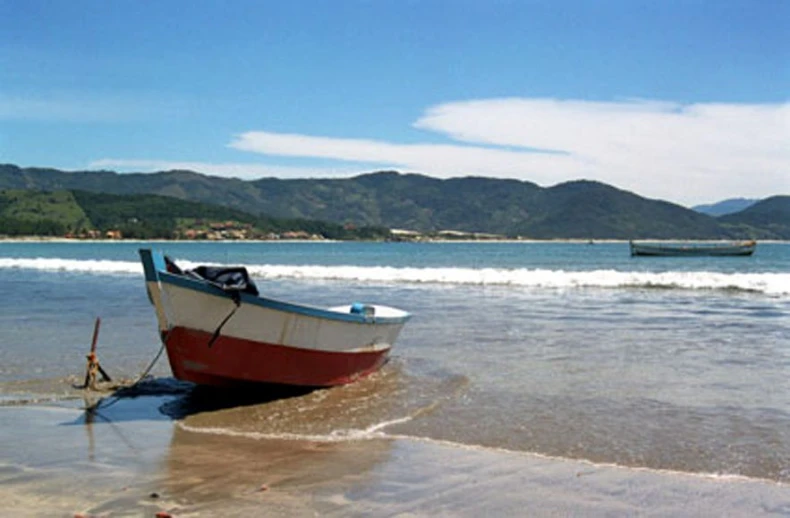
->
[1,240,789,488]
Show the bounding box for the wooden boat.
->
[139,249,411,387]
[629,240,756,257]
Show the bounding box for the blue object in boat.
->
[350,302,375,316]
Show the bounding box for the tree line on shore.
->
[1,164,788,239]
[0,189,391,240]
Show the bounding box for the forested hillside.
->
[717,196,790,240]
[1,164,787,239]
[0,188,390,240]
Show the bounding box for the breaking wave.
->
[0,257,788,295]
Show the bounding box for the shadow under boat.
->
[160,379,318,420]
[66,376,319,427]
[77,354,410,425]
[66,376,328,467]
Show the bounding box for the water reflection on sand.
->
[1,373,789,516]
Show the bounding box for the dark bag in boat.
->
[188,266,260,297]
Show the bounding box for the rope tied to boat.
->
[207,292,241,348]
[182,265,255,349]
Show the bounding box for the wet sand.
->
[1,393,789,517]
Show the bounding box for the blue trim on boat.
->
[140,249,165,282]
[139,249,411,325]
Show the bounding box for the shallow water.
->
[1,241,789,500]
[2,399,789,517]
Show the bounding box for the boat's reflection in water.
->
[161,374,406,511]
[79,368,412,511]
[163,423,395,510]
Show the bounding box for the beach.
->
[1,240,789,516]
[2,390,789,517]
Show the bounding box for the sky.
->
[1,1,788,207]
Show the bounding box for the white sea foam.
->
[177,414,413,443]
[0,257,143,275]
[176,422,789,487]
[246,265,790,295]
[177,422,389,443]
[1,257,788,294]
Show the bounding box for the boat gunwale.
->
[141,249,411,325]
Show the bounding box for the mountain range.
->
[692,198,759,217]
[1,164,788,239]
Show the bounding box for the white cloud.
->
[228,98,790,205]
[93,97,789,206]
[0,92,184,122]
[228,130,585,180]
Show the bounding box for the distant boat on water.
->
[629,240,757,257]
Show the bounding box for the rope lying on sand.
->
[82,341,167,413]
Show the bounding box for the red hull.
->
[163,327,390,387]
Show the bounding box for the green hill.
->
[507,180,726,239]
[717,196,790,239]
[0,190,91,236]
[693,198,759,216]
[0,188,390,240]
[1,164,787,239]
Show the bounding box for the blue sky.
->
[1,1,788,206]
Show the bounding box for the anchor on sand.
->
[81,317,112,390]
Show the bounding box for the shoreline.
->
[2,236,787,244]
[2,397,788,517]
